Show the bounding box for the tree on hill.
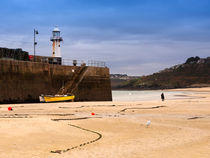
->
[185,56,200,64]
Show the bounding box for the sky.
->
[0,0,210,75]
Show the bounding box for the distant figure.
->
[161,93,165,101]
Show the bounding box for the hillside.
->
[110,74,139,89]
[113,57,210,90]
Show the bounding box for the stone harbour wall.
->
[0,60,112,103]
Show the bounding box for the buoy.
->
[8,107,13,111]
[91,112,95,116]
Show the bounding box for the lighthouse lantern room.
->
[50,27,63,57]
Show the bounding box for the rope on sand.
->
[119,105,167,113]
[50,124,102,154]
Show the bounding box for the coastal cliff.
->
[112,57,210,90]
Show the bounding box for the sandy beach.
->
[0,87,210,158]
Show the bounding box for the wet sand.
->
[0,87,210,158]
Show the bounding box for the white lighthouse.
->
[50,26,63,57]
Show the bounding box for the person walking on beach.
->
[161,93,165,101]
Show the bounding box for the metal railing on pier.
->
[62,59,106,67]
[0,54,106,68]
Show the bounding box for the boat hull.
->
[39,95,75,103]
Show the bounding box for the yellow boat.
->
[39,95,75,103]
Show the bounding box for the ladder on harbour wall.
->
[57,64,88,95]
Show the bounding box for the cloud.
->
[0,0,210,75]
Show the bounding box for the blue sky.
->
[0,0,210,75]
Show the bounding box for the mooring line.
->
[50,123,102,154]
[119,105,167,113]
